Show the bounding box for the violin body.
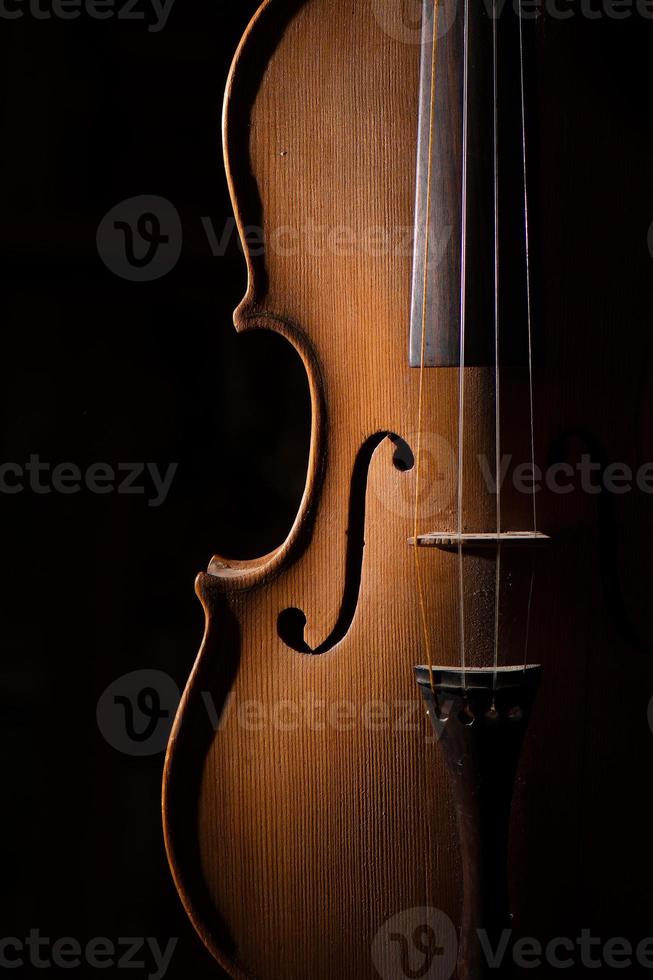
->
[163,2,653,977]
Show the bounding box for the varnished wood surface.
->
[162,2,653,978]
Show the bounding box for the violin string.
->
[414,0,440,690]
[457,0,470,679]
[518,0,537,671]
[492,0,501,689]
[523,563,535,669]
[518,0,537,540]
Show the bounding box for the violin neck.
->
[410,0,534,369]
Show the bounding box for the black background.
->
[0,2,307,977]
[2,0,653,977]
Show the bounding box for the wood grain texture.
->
[162,1,653,977]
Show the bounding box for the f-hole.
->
[278,433,414,654]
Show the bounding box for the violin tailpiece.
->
[415,665,542,980]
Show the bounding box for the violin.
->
[162,1,653,977]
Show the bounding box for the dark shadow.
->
[550,428,653,656]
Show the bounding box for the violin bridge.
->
[408,531,551,551]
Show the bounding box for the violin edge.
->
[209,0,326,594]
[162,578,247,979]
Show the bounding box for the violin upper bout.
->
[216,0,347,594]
[222,0,307,321]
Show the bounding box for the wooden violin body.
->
[162,2,653,977]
